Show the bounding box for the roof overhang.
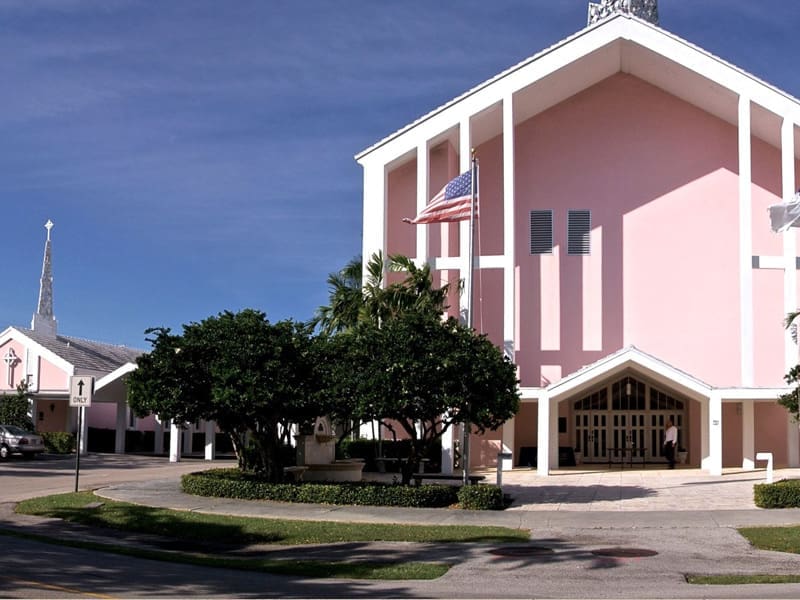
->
[0,326,74,375]
[356,13,800,169]
[95,362,137,392]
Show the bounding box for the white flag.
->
[769,193,800,233]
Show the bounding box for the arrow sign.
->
[69,376,94,407]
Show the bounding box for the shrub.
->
[457,484,505,510]
[181,468,460,508]
[41,431,75,454]
[754,479,800,508]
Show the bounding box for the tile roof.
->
[18,327,142,373]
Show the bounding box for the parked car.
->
[0,425,45,459]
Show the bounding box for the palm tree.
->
[312,256,364,335]
[314,251,454,335]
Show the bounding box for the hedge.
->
[181,468,471,508]
[457,484,505,510]
[41,431,75,454]
[754,479,800,508]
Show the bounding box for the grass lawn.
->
[11,491,530,580]
[687,525,800,586]
[16,492,528,545]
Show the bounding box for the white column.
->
[742,401,755,470]
[700,398,710,471]
[537,393,551,476]
[440,425,454,475]
[361,160,387,274]
[154,416,164,454]
[788,419,800,468]
[458,116,472,320]
[708,392,722,476]
[169,421,181,463]
[114,397,127,454]
[502,93,516,363]
[738,95,754,385]
[782,118,797,370]
[549,399,559,470]
[501,415,515,471]
[416,141,429,262]
[204,420,215,461]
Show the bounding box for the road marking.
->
[0,574,116,599]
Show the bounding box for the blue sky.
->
[0,0,797,349]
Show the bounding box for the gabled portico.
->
[517,346,793,476]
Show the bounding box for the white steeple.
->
[588,0,659,26]
[31,219,57,337]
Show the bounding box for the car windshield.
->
[3,426,30,436]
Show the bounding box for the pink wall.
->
[722,403,743,467]
[0,340,27,392]
[511,73,779,388]
[755,402,789,466]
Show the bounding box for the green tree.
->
[313,251,454,334]
[313,255,364,335]
[0,380,34,430]
[323,312,519,484]
[127,309,321,481]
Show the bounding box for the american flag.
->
[404,170,477,224]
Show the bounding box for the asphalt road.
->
[4,454,800,598]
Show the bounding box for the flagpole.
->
[462,150,478,485]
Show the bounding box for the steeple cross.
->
[45,219,54,241]
[3,348,19,387]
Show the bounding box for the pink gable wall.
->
[512,73,783,388]
[0,338,69,393]
[383,72,798,391]
[0,339,27,393]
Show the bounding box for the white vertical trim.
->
[169,421,181,463]
[738,96,754,386]
[741,401,754,469]
[502,93,516,359]
[708,392,722,476]
[183,424,193,454]
[204,420,215,461]
[459,117,472,322]
[416,142,429,262]
[24,348,39,393]
[782,118,797,371]
[501,416,515,471]
[537,394,550,476]
[361,162,387,275]
[440,425,454,474]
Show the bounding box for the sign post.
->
[69,376,94,493]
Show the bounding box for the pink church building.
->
[357,0,800,476]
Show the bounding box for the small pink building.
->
[357,1,800,475]
[0,221,214,460]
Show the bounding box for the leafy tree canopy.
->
[127,309,321,480]
[322,312,519,483]
[0,380,34,430]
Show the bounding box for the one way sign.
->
[69,376,95,407]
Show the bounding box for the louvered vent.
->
[568,210,591,255]
[530,210,553,255]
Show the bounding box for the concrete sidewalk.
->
[95,470,800,530]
